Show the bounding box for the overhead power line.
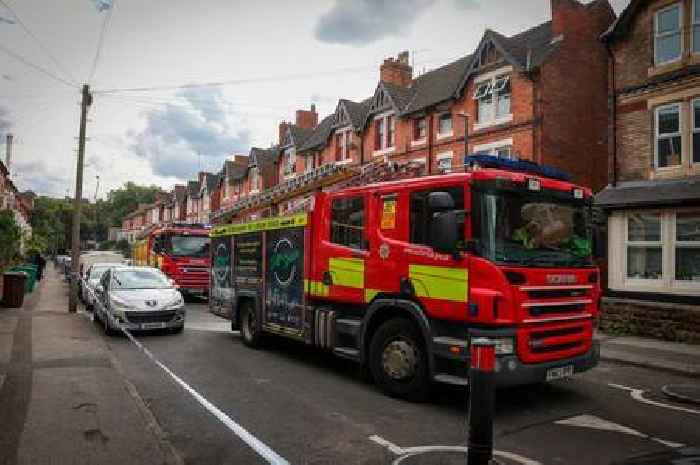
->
[0,43,79,89]
[0,0,78,85]
[87,0,116,85]
[94,64,378,94]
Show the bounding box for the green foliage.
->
[104,182,163,228]
[0,210,22,266]
[115,239,131,258]
[25,233,48,256]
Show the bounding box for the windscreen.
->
[473,188,592,268]
[167,235,210,258]
[112,269,171,289]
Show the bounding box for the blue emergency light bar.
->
[464,154,572,182]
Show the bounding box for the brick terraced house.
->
[597,0,700,343]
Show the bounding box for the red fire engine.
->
[210,157,600,399]
[133,223,211,297]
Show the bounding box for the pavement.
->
[596,333,700,378]
[1,266,699,465]
[0,265,181,465]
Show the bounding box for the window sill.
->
[373,147,395,157]
[473,114,513,131]
[335,159,354,166]
[648,58,684,77]
[435,132,453,141]
[411,138,427,147]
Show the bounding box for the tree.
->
[115,239,131,258]
[0,210,22,267]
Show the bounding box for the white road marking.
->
[369,435,541,465]
[555,414,685,449]
[609,383,700,416]
[88,301,289,465]
[184,324,235,333]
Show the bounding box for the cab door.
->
[314,193,368,305]
[402,185,470,321]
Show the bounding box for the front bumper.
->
[112,309,186,331]
[492,341,599,387]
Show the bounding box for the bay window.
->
[655,103,682,168]
[626,212,663,280]
[249,167,260,192]
[615,210,700,292]
[675,212,700,281]
[284,147,296,177]
[388,115,395,148]
[654,3,682,65]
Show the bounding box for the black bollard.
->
[467,337,496,465]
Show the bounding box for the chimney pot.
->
[380,50,413,87]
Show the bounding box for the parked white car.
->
[93,266,185,335]
[81,263,114,310]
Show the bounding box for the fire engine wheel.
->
[240,301,262,348]
[369,318,430,401]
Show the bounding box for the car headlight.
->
[492,337,515,355]
[165,294,184,309]
[110,296,131,311]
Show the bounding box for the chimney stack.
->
[380,51,413,87]
[279,121,290,145]
[551,0,582,36]
[5,133,13,174]
[295,104,318,130]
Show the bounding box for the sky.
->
[0,0,630,199]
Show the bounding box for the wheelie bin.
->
[9,265,37,293]
[2,272,27,308]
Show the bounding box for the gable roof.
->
[205,173,219,192]
[299,114,335,153]
[345,97,372,129]
[601,0,644,43]
[402,54,474,115]
[173,185,187,202]
[224,159,248,183]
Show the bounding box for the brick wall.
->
[601,297,700,344]
[616,106,652,181]
[540,0,614,192]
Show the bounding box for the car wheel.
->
[103,313,118,336]
[240,300,262,348]
[369,318,430,401]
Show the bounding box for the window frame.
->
[473,73,513,129]
[437,112,453,138]
[654,102,683,169]
[372,112,396,155]
[413,117,427,142]
[329,195,366,250]
[653,2,683,66]
[284,147,296,178]
[694,0,700,53]
[673,210,700,286]
[624,211,664,283]
[693,98,700,165]
[436,151,453,172]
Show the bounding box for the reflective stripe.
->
[408,264,468,303]
[305,279,329,297]
[329,257,364,289]
[364,288,380,303]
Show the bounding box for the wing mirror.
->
[430,210,458,257]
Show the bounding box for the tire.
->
[172,324,184,334]
[369,318,430,401]
[103,312,118,337]
[240,300,263,348]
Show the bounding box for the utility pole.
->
[5,133,13,174]
[94,174,100,250]
[69,84,92,313]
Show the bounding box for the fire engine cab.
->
[210,156,600,399]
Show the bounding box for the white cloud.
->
[314,0,436,46]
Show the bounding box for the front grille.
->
[527,289,589,299]
[529,303,586,317]
[126,310,176,324]
[518,321,592,363]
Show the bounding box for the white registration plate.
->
[546,364,574,381]
[141,322,166,330]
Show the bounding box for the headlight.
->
[110,296,131,310]
[492,337,515,355]
[165,294,184,309]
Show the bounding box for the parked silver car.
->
[80,263,114,310]
[93,266,185,335]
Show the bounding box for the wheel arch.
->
[359,298,434,376]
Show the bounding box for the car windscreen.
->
[167,235,210,258]
[111,269,171,289]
